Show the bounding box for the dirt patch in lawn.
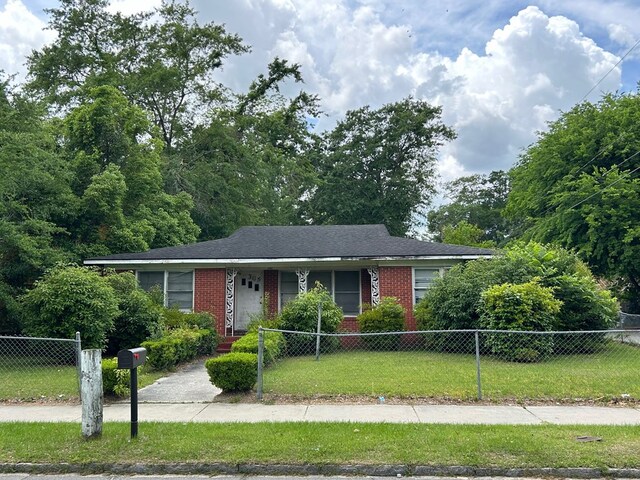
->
[212,391,640,407]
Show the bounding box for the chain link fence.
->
[0,333,82,402]
[257,328,640,403]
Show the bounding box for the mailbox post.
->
[117,347,146,439]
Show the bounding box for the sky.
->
[1,0,639,183]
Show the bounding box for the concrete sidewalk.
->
[1,402,640,425]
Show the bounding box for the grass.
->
[0,356,165,402]
[264,342,640,401]
[1,422,639,468]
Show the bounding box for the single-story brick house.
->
[85,224,493,340]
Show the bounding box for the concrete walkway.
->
[136,360,221,403]
[1,402,640,425]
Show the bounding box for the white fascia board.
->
[84,254,493,267]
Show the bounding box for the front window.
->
[280,270,361,316]
[137,270,194,310]
[413,268,442,304]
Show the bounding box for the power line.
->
[580,37,640,103]
[560,151,640,212]
[534,39,639,215]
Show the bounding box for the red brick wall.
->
[361,268,371,306]
[378,266,415,330]
[194,269,227,336]
[263,270,279,318]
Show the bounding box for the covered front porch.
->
[219,266,382,339]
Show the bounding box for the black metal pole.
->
[130,367,138,439]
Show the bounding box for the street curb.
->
[2,462,640,477]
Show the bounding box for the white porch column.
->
[367,266,380,306]
[296,269,310,293]
[225,268,238,336]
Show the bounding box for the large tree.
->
[171,59,319,239]
[27,0,248,150]
[506,90,640,310]
[303,98,455,236]
[427,170,511,245]
[0,79,74,331]
[63,86,200,257]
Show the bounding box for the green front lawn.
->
[0,354,79,402]
[263,342,640,401]
[0,357,165,402]
[1,422,639,468]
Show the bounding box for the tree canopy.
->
[427,170,511,245]
[27,0,248,150]
[506,90,640,310]
[302,98,455,236]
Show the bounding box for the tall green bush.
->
[279,284,343,354]
[106,272,163,353]
[21,264,119,348]
[479,281,561,362]
[357,297,405,349]
[414,242,618,353]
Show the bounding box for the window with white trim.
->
[137,270,194,310]
[280,270,361,315]
[413,268,443,304]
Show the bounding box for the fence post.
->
[475,330,482,400]
[257,328,264,401]
[81,349,103,438]
[75,332,82,396]
[315,302,322,361]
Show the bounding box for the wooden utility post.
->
[81,349,103,438]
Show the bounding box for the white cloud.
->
[0,0,54,78]
[194,2,622,173]
[422,6,621,171]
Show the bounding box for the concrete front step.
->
[216,335,242,353]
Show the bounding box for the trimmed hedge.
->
[231,331,285,365]
[205,353,258,392]
[141,328,218,370]
[357,297,406,350]
[102,357,131,397]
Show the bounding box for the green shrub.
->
[162,308,216,332]
[414,242,619,354]
[21,264,119,349]
[205,353,257,392]
[479,281,561,362]
[279,284,343,354]
[142,328,218,370]
[231,331,285,365]
[506,242,618,334]
[102,357,131,397]
[414,259,511,352]
[357,297,405,349]
[106,272,163,353]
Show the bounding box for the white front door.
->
[234,271,263,331]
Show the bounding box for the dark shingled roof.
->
[87,224,494,262]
